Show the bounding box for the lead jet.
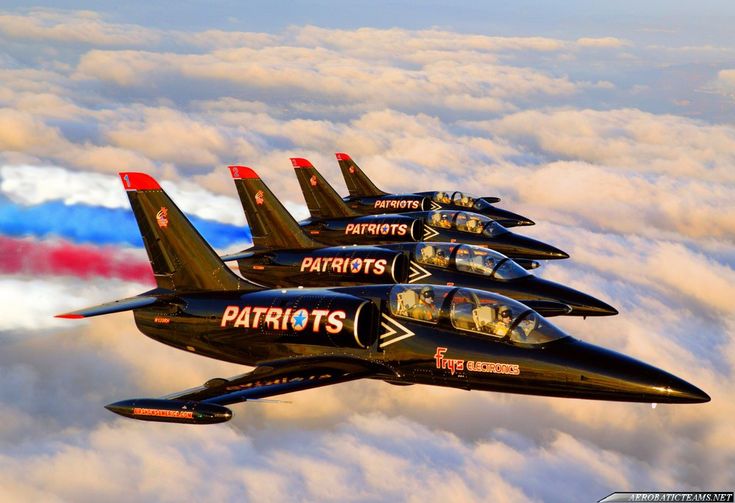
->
[223,166,616,317]
[57,172,707,425]
[335,153,534,227]
[289,158,568,261]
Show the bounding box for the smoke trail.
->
[0,236,155,284]
[0,199,251,248]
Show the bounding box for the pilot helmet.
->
[420,286,435,302]
[499,308,511,320]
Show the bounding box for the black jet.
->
[223,167,616,317]
[57,172,707,424]
[335,153,534,227]
[286,159,568,261]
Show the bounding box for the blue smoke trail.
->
[0,199,251,249]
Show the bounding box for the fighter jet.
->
[288,158,568,261]
[335,153,534,227]
[57,172,707,424]
[223,166,616,317]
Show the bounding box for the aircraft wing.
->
[166,355,397,405]
[104,355,398,424]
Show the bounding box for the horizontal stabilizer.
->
[56,295,160,319]
[220,250,256,262]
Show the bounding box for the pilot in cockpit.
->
[466,217,481,233]
[488,307,512,336]
[432,213,451,229]
[483,255,496,274]
[435,248,449,267]
[409,286,438,322]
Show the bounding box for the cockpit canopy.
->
[427,210,508,237]
[433,191,493,211]
[454,245,530,279]
[388,285,568,345]
[414,243,530,280]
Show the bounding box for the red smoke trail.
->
[0,236,155,284]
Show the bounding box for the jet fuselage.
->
[132,285,706,404]
[299,211,567,261]
[342,192,533,227]
[230,243,615,317]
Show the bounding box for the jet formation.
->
[58,156,709,425]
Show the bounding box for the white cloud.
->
[1,10,735,499]
[0,165,246,226]
[0,9,160,46]
[576,37,629,48]
[0,276,145,331]
[708,68,735,98]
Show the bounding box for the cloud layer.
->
[1,7,734,502]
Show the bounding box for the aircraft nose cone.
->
[551,340,710,404]
[487,208,536,228]
[661,377,711,403]
[527,278,618,317]
[570,294,618,317]
[533,240,569,260]
[493,233,570,261]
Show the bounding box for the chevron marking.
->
[408,261,432,283]
[379,314,416,348]
[423,225,440,240]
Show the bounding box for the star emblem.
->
[291,309,308,331]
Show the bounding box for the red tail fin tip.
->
[229,166,259,179]
[335,153,352,161]
[290,158,314,168]
[119,172,161,191]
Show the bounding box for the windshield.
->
[492,259,531,280]
[416,243,455,268]
[428,210,493,235]
[433,192,453,204]
[472,198,491,211]
[433,191,483,210]
[482,221,509,237]
[454,246,530,279]
[389,285,453,324]
[449,288,567,344]
[455,245,502,276]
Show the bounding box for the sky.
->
[1,2,734,501]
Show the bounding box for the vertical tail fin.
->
[120,172,251,292]
[229,166,320,250]
[291,158,358,219]
[336,153,387,198]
